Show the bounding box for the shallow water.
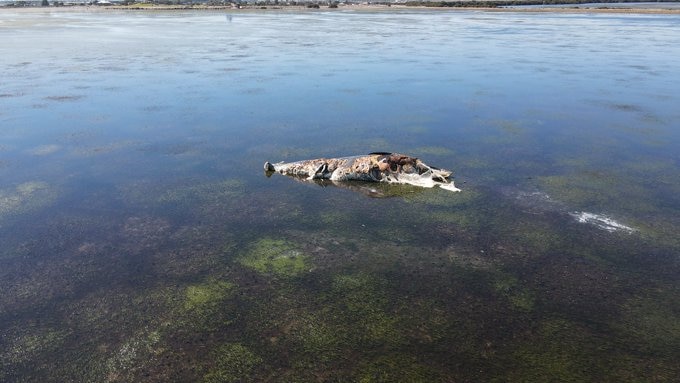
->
[1,8,680,382]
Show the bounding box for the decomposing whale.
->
[264,152,460,192]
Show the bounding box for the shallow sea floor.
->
[1,8,680,382]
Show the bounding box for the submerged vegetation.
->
[1,172,678,383]
[185,279,236,311]
[239,238,311,277]
[203,343,262,383]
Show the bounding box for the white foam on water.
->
[437,182,462,192]
[570,211,636,233]
[383,173,460,192]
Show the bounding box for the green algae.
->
[202,343,262,383]
[505,319,599,382]
[115,178,251,221]
[105,328,164,382]
[319,210,354,226]
[331,273,403,345]
[400,197,479,235]
[507,220,563,254]
[446,247,495,271]
[537,172,654,214]
[426,209,480,228]
[2,328,67,365]
[501,312,680,382]
[239,238,310,277]
[286,313,346,367]
[159,179,246,207]
[492,274,535,312]
[357,355,443,383]
[614,288,680,355]
[403,187,479,207]
[635,219,680,250]
[185,279,236,312]
[0,181,58,221]
[180,278,238,333]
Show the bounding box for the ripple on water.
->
[570,212,636,234]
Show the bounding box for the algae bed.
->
[1,9,680,383]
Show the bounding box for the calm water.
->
[1,8,680,382]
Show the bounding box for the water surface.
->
[1,8,680,382]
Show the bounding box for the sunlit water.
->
[1,8,680,382]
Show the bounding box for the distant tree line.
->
[4,0,679,7]
[405,0,680,7]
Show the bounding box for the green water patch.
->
[499,309,680,382]
[501,219,564,255]
[504,318,608,382]
[104,328,164,382]
[614,287,680,357]
[535,169,680,247]
[145,225,228,279]
[202,343,262,383]
[403,190,482,230]
[248,270,457,380]
[329,273,403,345]
[238,238,311,278]
[1,327,68,366]
[492,273,535,312]
[119,178,250,223]
[403,186,480,207]
[319,209,355,227]
[537,171,654,215]
[184,279,236,312]
[176,277,240,334]
[429,214,482,235]
[47,281,234,381]
[634,218,680,250]
[610,299,680,381]
[279,311,352,377]
[356,354,445,383]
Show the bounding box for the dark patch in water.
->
[141,105,170,112]
[607,103,644,112]
[0,92,24,98]
[44,95,84,102]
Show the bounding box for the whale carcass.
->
[264,152,460,192]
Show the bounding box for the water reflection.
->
[265,173,435,198]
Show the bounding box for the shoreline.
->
[2,4,680,14]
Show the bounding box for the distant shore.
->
[3,3,680,14]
